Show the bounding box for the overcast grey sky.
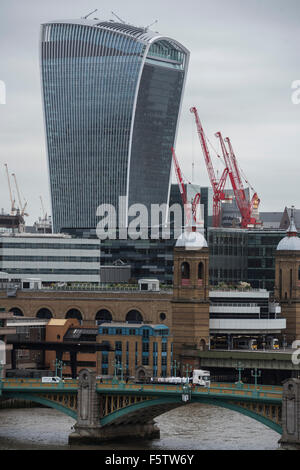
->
[0,0,299,224]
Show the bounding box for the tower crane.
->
[225,137,260,227]
[111,11,126,24]
[4,163,16,215]
[40,195,47,220]
[171,147,201,228]
[11,173,28,217]
[215,132,260,228]
[190,107,229,227]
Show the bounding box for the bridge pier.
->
[68,369,160,445]
[279,378,300,450]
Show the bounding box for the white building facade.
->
[0,233,100,283]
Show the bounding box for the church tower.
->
[275,208,300,342]
[172,229,210,359]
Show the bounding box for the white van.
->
[192,370,210,387]
[42,376,62,383]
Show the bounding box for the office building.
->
[40,18,189,232]
[0,233,100,283]
[97,322,172,378]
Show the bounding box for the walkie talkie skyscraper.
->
[40,18,189,233]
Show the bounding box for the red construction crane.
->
[215,132,260,228]
[190,107,229,227]
[225,136,260,227]
[171,147,201,228]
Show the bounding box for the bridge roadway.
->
[0,377,283,436]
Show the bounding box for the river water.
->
[0,404,280,450]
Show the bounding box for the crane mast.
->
[215,132,259,228]
[190,107,229,227]
[11,172,28,217]
[4,163,16,215]
[171,147,201,228]
[225,136,260,227]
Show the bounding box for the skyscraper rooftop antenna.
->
[111,11,126,24]
[144,19,158,31]
[82,9,98,20]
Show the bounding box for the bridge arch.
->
[3,392,77,420]
[100,395,282,434]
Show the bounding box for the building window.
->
[66,309,82,324]
[115,341,122,351]
[159,312,166,321]
[102,354,108,364]
[198,262,203,279]
[9,307,23,317]
[142,329,150,339]
[126,310,143,323]
[95,309,112,325]
[181,262,190,279]
[36,308,52,319]
[142,356,149,366]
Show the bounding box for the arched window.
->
[181,262,190,279]
[198,262,204,286]
[9,307,23,317]
[126,310,143,323]
[181,261,190,286]
[95,309,112,325]
[65,309,83,324]
[198,262,203,279]
[36,308,52,319]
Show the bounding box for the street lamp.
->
[251,368,262,394]
[184,364,193,381]
[235,361,244,388]
[172,360,180,377]
[112,358,118,383]
[53,359,65,378]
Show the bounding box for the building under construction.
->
[0,212,24,231]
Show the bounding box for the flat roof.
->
[99,322,168,329]
[47,319,68,326]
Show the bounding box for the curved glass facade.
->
[40,20,189,232]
